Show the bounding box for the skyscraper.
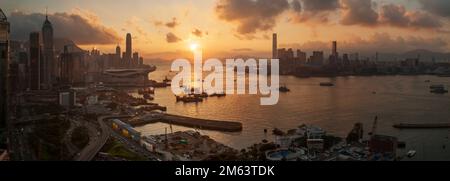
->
[0,8,10,130]
[42,13,54,89]
[133,52,139,66]
[332,41,337,57]
[126,33,132,60]
[29,32,41,90]
[272,33,277,59]
[116,45,121,58]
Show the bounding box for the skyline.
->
[1,0,450,59]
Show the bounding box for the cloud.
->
[8,10,121,45]
[215,0,290,35]
[153,20,163,26]
[165,17,179,28]
[340,0,379,26]
[125,16,151,43]
[192,28,203,37]
[379,4,442,29]
[166,32,181,43]
[419,0,450,18]
[289,0,340,23]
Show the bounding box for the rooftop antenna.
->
[45,7,48,20]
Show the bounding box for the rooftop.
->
[0,8,7,22]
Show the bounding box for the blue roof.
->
[112,119,141,135]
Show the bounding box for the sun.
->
[189,43,199,51]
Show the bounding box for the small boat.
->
[210,92,226,97]
[320,82,334,86]
[175,95,203,103]
[143,93,154,100]
[406,150,416,158]
[430,87,448,94]
[189,92,209,98]
[272,128,285,136]
[279,85,290,92]
[163,76,171,83]
[430,84,444,89]
[424,80,431,83]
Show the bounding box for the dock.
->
[393,123,450,129]
[128,114,243,132]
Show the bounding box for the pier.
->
[393,123,450,129]
[128,113,243,132]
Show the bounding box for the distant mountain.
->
[54,38,85,54]
[11,37,85,54]
[375,49,450,62]
[401,49,450,62]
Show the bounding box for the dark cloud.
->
[419,0,450,18]
[289,0,340,23]
[192,28,203,37]
[291,0,302,13]
[301,0,340,12]
[166,32,181,43]
[165,17,179,28]
[8,11,121,45]
[215,0,290,35]
[340,0,379,26]
[380,4,442,29]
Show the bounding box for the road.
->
[74,115,130,161]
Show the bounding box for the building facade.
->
[0,8,10,130]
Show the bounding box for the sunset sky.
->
[1,0,450,59]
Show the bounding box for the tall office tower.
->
[332,41,337,57]
[126,33,132,60]
[116,45,121,58]
[42,13,54,89]
[29,32,41,90]
[133,52,139,66]
[296,49,307,65]
[272,33,277,59]
[139,57,144,65]
[60,46,72,84]
[0,8,10,130]
[310,51,324,66]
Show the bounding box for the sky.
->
[1,0,450,60]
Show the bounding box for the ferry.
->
[210,92,226,97]
[429,84,448,94]
[320,82,334,87]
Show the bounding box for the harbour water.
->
[135,60,450,160]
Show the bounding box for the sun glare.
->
[189,43,199,51]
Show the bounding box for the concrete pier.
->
[128,114,243,132]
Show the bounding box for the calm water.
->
[134,60,450,160]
